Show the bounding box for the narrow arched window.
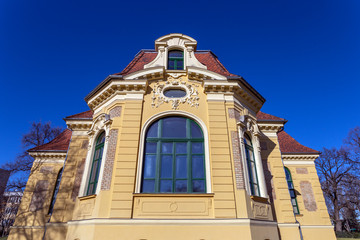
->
[141,117,205,193]
[168,50,184,70]
[244,133,260,196]
[285,167,300,214]
[87,132,105,195]
[48,167,63,215]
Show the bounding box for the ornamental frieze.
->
[151,76,200,110]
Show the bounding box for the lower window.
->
[141,117,206,193]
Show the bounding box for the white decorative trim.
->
[278,223,300,228]
[258,123,285,135]
[135,111,212,193]
[188,67,226,80]
[66,119,92,132]
[144,33,207,70]
[238,116,268,198]
[283,160,315,165]
[151,77,200,109]
[207,93,225,101]
[29,152,67,163]
[67,218,277,226]
[300,225,334,229]
[87,79,147,110]
[79,114,112,196]
[282,154,319,161]
[93,95,126,115]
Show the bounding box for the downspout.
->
[42,129,73,240]
[277,126,303,240]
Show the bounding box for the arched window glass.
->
[48,167,63,215]
[168,50,184,70]
[141,117,205,193]
[244,133,260,196]
[87,132,105,195]
[285,167,300,214]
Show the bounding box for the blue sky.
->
[1,0,359,166]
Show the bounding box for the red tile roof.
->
[65,110,93,119]
[114,50,237,77]
[28,129,72,152]
[277,131,319,154]
[256,111,286,121]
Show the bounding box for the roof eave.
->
[84,75,123,102]
[227,76,266,105]
[282,152,320,155]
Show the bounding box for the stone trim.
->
[300,181,317,211]
[231,131,245,189]
[296,168,308,174]
[109,106,122,119]
[101,129,119,190]
[72,158,86,201]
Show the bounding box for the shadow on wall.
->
[7,159,79,240]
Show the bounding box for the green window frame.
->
[285,167,300,214]
[244,133,260,196]
[87,131,105,195]
[141,116,206,193]
[168,50,184,70]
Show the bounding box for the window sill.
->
[250,195,269,204]
[133,193,214,197]
[166,69,186,73]
[78,194,96,201]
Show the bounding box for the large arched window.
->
[168,50,184,70]
[285,167,300,214]
[244,133,260,196]
[87,131,105,195]
[141,116,205,193]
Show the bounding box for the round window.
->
[163,89,187,98]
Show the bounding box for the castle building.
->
[8,34,336,240]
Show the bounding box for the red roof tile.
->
[65,110,93,119]
[256,111,286,121]
[195,52,237,77]
[28,129,72,152]
[277,131,319,154]
[114,50,237,77]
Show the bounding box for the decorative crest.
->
[151,76,200,110]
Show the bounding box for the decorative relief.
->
[133,197,213,218]
[151,76,200,110]
[300,181,317,211]
[251,201,270,219]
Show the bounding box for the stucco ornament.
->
[87,113,112,150]
[151,76,200,110]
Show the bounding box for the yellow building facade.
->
[9,34,336,240]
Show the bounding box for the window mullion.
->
[172,142,176,192]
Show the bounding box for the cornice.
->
[65,119,92,131]
[282,153,319,161]
[258,122,284,132]
[203,81,263,111]
[86,78,148,110]
[29,151,67,162]
[282,153,319,165]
